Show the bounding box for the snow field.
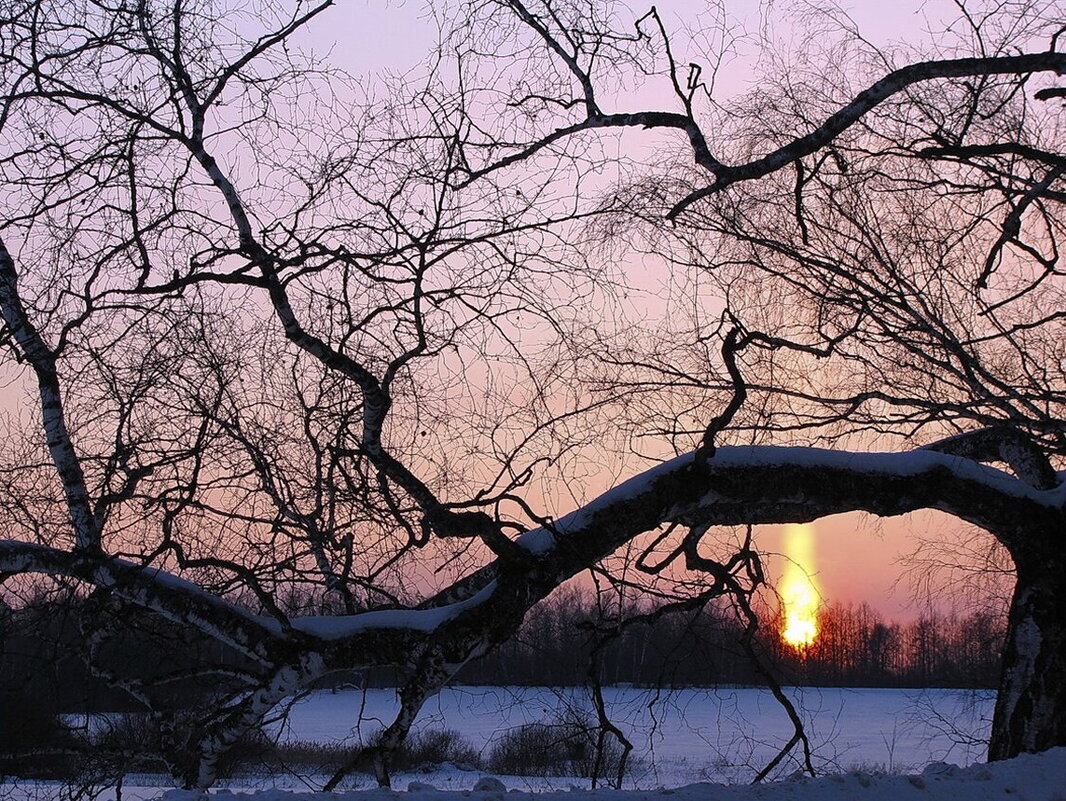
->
[10,686,1043,800]
[155,748,1066,801]
[263,686,994,785]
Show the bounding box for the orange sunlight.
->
[779,524,821,650]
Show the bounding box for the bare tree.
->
[483,0,1066,763]
[0,0,1064,791]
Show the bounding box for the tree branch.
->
[923,426,1059,491]
[668,52,1066,217]
[0,237,99,552]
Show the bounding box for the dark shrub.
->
[393,729,480,772]
[215,727,276,778]
[487,713,625,778]
[91,712,272,778]
[277,728,481,778]
[0,691,81,779]
[91,713,169,773]
[269,739,352,772]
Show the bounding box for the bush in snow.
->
[393,729,482,772]
[487,714,625,779]
[91,713,272,779]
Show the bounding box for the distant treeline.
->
[0,588,1004,717]
[455,590,1005,689]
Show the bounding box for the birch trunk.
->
[989,548,1066,760]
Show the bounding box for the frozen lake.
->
[264,685,995,787]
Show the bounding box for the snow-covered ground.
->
[151,749,1066,801]
[6,750,1065,801]
[9,686,1052,801]
[263,685,994,784]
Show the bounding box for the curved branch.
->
[923,426,1059,490]
[668,52,1066,217]
[520,443,1064,570]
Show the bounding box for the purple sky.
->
[285,0,1013,621]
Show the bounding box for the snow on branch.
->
[266,581,499,641]
[923,427,1059,490]
[0,541,278,662]
[518,443,1066,569]
[0,539,501,669]
[2,440,1060,678]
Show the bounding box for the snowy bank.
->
[157,748,1066,801]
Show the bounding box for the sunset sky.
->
[5,4,1063,792]
[0,0,1014,622]
[287,0,1010,622]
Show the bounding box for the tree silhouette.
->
[0,0,1064,789]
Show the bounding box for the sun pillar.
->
[779,524,821,651]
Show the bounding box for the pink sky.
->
[0,2,1007,624]
[288,1,1016,622]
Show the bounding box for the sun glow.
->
[780,524,821,650]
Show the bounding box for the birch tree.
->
[469,0,1066,762]
[0,0,1064,790]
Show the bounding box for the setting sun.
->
[780,525,822,650]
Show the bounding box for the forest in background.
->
[1,0,1062,786]
[1,586,1005,720]
[456,590,1004,690]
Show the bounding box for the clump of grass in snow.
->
[487,714,627,779]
